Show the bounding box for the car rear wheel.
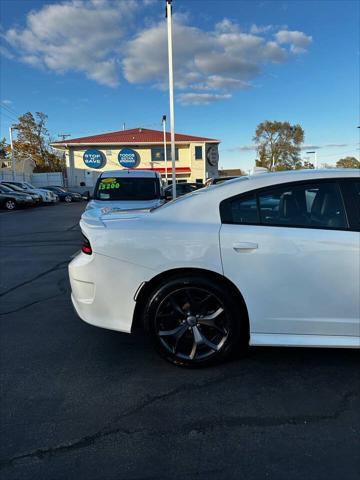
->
[144,275,248,367]
[65,195,72,203]
[5,199,16,210]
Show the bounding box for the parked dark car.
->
[1,182,42,204]
[0,184,36,210]
[164,182,204,200]
[41,186,83,202]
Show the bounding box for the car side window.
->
[340,180,360,230]
[352,182,360,227]
[258,182,347,229]
[220,194,259,224]
[220,181,348,230]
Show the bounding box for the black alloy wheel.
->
[5,199,16,210]
[145,275,248,367]
[64,195,72,203]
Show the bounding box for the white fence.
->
[30,172,64,187]
[0,170,64,187]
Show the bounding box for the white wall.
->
[30,172,64,187]
[0,170,64,187]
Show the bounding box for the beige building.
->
[51,127,220,187]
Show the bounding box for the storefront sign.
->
[118,148,139,168]
[206,146,219,166]
[83,149,105,169]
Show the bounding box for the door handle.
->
[233,242,258,252]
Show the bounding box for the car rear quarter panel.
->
[93,217,223,275]
[72,214,223,333]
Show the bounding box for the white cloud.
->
[275,30,312,54]
[4,0,137,87]
[301,143,348,150]
[123,18,311,104]
[0,45,15,60]
[228,143,348,153]
[250,24,273,34]
[3,2,313,104]
[178,93,232,105]
[2,99,13,105]
[206,75,251,90]
[227,144,257,152]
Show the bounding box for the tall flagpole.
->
[166,0,176,199]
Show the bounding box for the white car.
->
[6,181,59,203]
[86,169,164,212]
[69,169,360,367]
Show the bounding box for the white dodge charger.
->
[69,169,360,367]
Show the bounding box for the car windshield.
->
[94,177,160,201]
[24,182,36,189]
[0,185,14,192]
[3,184,23,192]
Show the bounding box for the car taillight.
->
[81,235,92,255]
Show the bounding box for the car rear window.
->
[94,177,160,201]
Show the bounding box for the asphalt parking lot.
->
[0,203,359,480]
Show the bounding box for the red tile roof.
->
[52,128,219,145]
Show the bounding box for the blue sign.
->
[118,148,139,168]
[83,149,105,169]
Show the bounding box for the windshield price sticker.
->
[99,181,120,190]
[101,178,116,184]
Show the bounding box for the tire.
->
[64,195,72,203]
[5,199,16,210]
[144,275,248,367]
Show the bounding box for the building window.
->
[151,147,178,162]
[195,146,202,160]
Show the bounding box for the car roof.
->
[100,169,160,178]
[212,169,359,192]
[155,169,360,223]
[213,176,237,182]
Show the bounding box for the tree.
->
[0,137,10,168]
[254,121,304,171]
[13,112,65,172]
[336,156,360,169]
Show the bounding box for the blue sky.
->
[0,0,359,171]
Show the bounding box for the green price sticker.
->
[99,182,120,190]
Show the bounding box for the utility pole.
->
[162,115,168,185]
[166,0,176,198]
[9,126,17,181]
[58,134,71,141]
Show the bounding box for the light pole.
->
[166,0,176,199]
[162,115,168,185]
[9,125,18,181]
[306,151,317,169]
